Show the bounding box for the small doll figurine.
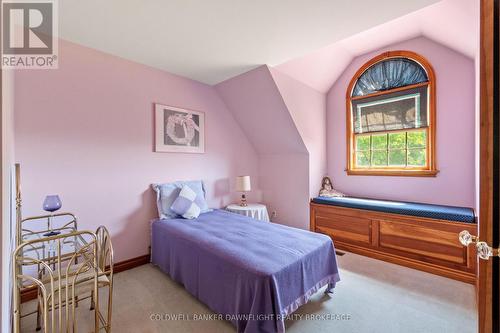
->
[319,176,345,198]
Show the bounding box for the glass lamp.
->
[235,176,251,207]
[43,195,62,237]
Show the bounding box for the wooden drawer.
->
[378,220,470,269]
[315,212,372,246]
[310,202,477,283]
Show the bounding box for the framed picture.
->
[155,103,205,153]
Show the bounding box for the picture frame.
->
[154,103,205,153]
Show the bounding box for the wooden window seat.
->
[310,197,477,284]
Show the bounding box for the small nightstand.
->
[226,203,270,222]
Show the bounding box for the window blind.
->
[352,58,428,97]
[352,85,428,134]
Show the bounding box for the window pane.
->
[389,149,406,166]
[356,151,371,167]
[355,95,421,133]
[356,135,370,151]
[407,130,426,148]
[353,129,429,170]
[371,151,388,166]
[388,132,406,149]
[408,149,426,166]
[371,134,387,150]
[351,85,429,134]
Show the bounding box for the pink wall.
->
[275,0,478,93]
[2,67,16,332]
[259,153,310,229]
[270,69,327,199]
[14,40,260,262]
[327,37,476,208]
[215,66,306,154]
[215,66,311,228]
[13,34,477,269]
[216,66,326,230]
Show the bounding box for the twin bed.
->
[151,209,340,333]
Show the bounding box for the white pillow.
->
[170,185,203,219]
[151,180,210,219]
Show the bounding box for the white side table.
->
[226,203,270,222]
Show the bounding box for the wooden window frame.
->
[346,50,438,177]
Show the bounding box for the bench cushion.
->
[312,196,475,224]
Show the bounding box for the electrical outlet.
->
[271,211,277,220]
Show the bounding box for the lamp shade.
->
[235,176,251,192]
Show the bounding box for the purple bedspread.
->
[151,209,340,333]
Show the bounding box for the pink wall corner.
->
[327,37,476,208]
[276,43,354,93]
[215,65,307,154]
[215,65,313,228]
[2,69,16,332]
[259,153,310,230]
[14,39,260,262]
[269,68,327,199]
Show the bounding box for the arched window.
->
[346,50,437,176]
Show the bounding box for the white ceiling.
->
[59,0,440,85]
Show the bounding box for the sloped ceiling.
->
[215,66,307,155]
[275,0,479,92]
[58,0,439,85]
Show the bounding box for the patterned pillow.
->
[152,180,210,219]
[170,185,205,219]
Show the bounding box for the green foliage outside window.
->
[355,129,427,168]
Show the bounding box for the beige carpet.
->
[20,252,477,333]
